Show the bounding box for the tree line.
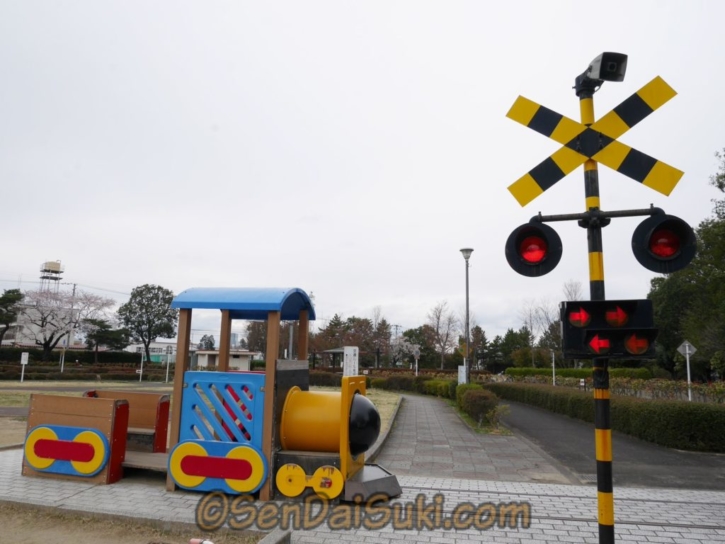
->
[3,148,722,378]
[647,149,725,381]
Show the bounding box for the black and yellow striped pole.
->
[505,55,687,544]
[576,77,614,544]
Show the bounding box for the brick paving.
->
[375,395,574,484]
[2,394,725,543]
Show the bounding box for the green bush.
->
[370,378,387,389]
[456,383,483,409]
[447,380,458,400]
[309,371,342,387]
[384,375,416,392]
[0,347,140,365]
[420,379,454,398]
[412,376,431,393]
[504,367,652,380]
[461,389,499,423]
[483,382,725,452]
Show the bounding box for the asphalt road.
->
[501,400,725,490]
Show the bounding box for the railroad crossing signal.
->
[561,299,658,359]
[505,221,562,277]
[506,76,683,207]
[631,213,696,273]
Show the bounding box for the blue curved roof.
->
[171,287,316,321]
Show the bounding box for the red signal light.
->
[506,222,562,277]
[588,334,610,355]
[649,229,680,259]
[632,215,695,274]
[520,236,547,264]
[625,334,650,355]
[568,307,591,327]
[605,306,629,327]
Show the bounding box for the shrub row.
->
[367,375,501,425]
[0,369,170,381]
[0,347,141,364]
[308,371,372,389]
[504,367,652,379]
[483,382,725,453]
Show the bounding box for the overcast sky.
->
[1,1,723,343]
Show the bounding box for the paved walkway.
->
[502,400,725,490]
[376,394,575,484]
[2,394,725,542]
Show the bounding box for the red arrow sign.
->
[588,334,611,354]
[625,334,649,355]
[569,307,591,327]
[605,306,629,327]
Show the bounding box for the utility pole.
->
[61,283,77,373]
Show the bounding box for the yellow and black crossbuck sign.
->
[506,76,683,207]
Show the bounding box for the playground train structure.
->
[21,287,401,502]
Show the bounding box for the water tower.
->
[39,260,64,292]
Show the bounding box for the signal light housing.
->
[632,214,696,274]
[560,299,658,359]
[505,222,563,277]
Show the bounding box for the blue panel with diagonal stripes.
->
[179,371,265,449]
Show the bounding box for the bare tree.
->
[20,289,114,361]
[519,300,540,366]
[427,301,458,369]
[563,279,584,301]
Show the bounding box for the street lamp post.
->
[460,248,473,384]
[551,349,556,386]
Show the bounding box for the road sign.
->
[677,341,696,356]
[506,76,683,206]
[20,352,29,365]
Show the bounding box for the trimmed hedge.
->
[461,389,499,423]
[455,383,483,409]
[367,375,457,399]
[483,382,725,452]
[0,347,140,364]
[308,371,371,389]
[505,367,652,380]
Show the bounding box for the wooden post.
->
[259,311,280,501]
[297,310,309,361]
[218,310,232,372]
[166,308,191,491]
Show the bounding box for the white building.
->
[125,340,197,363]
[195,349,256,371]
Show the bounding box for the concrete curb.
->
[0,499,262,541]
[366,394,404,463]
[258,527,292,543]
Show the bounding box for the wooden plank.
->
[218,309,231,372]
[87,391,168,445]
[29,395,116,419]
[23,398,128,485]
[27,412,114,437]
[167,308,191,491]
[260,310,280,501]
